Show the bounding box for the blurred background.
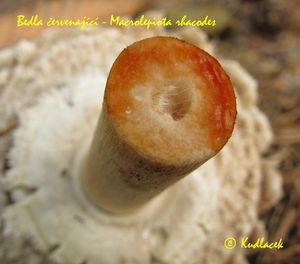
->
[0,0,299,263]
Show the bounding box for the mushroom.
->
[0,27,281,264]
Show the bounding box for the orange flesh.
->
[105,37,236,165]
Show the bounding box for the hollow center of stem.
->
[152,83,192,121]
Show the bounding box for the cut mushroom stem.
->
[81,36,237,213]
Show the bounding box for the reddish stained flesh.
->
[105,37,236,157]
[192,51,236,152]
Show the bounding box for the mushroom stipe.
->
[82,36,237,213]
